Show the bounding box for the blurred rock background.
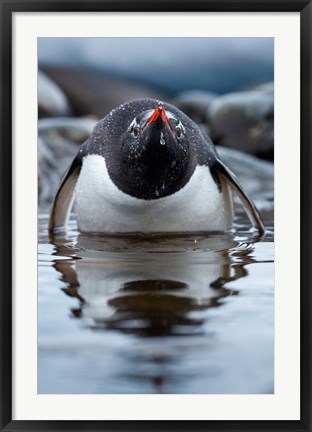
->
[38,38,274,206]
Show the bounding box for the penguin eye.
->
[175,126,183,139]
[132,126,140,138]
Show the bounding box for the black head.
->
[125,101,186,160]
[84,98,218,200]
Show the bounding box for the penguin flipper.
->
[215,159,266,236]
[48,154,82,233]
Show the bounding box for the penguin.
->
[49,98,265,235]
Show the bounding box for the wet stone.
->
[250,81,274,95]
[38,69,72,118]
[173,90,217,124]
[207,86,274,160]
[216,146,274,204]
[38,117,97,205]
[40,66,167,118]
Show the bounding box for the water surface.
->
[38,205,274,394]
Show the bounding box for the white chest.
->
[74,154,233,233]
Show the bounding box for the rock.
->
[38,70,71,117]
[40,66,167,118]
[207,88,274,160]
[38,117,97,205]
[217,146,274,218]
[172,90,217,124]
[250,81,274,94]
[217,146,273,200]
[38,117,97,143]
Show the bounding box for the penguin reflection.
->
[53,234,252,338]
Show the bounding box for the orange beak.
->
[146,102,175,137]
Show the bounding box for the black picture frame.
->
[1,1,311,431]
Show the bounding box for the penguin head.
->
[122,101,187,166]
[86,98,216,200]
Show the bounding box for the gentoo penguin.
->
[49,99,265,235]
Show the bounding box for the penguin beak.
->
[146,102,175,137]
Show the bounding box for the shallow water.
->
[38,203,274,394]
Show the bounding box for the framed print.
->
[1,1,311,431]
